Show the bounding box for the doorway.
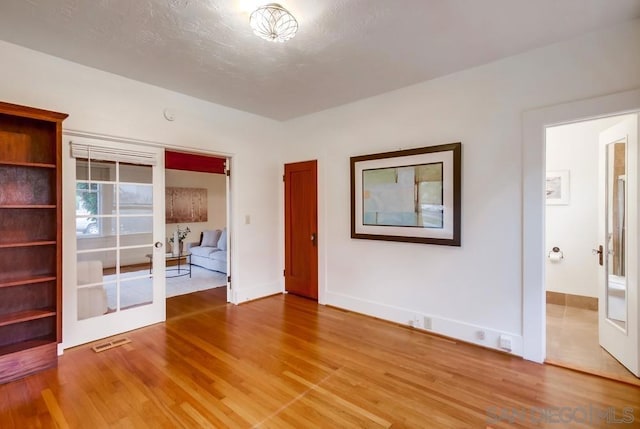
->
[522,89,640,371]
[164,150,231,312]
[63,134,234,350]
[544,115,639,383]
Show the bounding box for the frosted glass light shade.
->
[250,3,298,42]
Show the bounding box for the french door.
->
[598,115,639,377]
[63,136,166,348]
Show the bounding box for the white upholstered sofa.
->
[186,228,227,274]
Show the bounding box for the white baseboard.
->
[233,281,283,304]
[325,291,523,357]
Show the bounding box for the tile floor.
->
[546,303,640,385]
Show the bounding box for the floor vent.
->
[91,337,132,353]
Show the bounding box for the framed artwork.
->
[165,187,208,223]
[545,170,569,205]
[350,143,461,246]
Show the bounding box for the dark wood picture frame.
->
[350,143,461,246]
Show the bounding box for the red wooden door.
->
[284,160,318,300]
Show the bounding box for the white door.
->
[64,137,166,348]
[598,114,639,377]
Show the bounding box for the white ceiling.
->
[0,0,638,120]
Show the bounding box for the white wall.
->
[1,17,639,356]
[545,116,630,298]
[282,19,640,355]
[0,40,286,347]
[165,169,227,246]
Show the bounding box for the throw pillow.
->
[217,228,227,251]
[201,229,221,247]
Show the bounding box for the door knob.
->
[592,245,603,266]
[311,233,317,246]
[154,241,163,248]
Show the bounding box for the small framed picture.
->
[546,170,569,205]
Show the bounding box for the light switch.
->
[245,215,250,225]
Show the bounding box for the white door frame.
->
[522,88,640,363]
[224,156,232,303]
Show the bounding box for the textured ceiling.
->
[0,0,638,120]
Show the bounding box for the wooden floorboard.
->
[0,292,639,428]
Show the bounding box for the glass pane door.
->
[76,160,155,319]
[64,139,165,349]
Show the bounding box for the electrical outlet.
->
[423,317,432,330]
[476,330,485,340]
[499,335,512,351]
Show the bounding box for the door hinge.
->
[283,269,286,276]
[226,169,231,177]
[227,275,231,288]
[283,174,285,182]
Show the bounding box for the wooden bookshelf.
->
[0,276,57,289]
[0,310,57,328]
[0,101,67,384]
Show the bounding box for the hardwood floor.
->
[1,293,639,428]
[166,285,227,319]
[546,303,640,386]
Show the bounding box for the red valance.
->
[165,150,226,174]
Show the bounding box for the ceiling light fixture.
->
[249,3,298,43]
